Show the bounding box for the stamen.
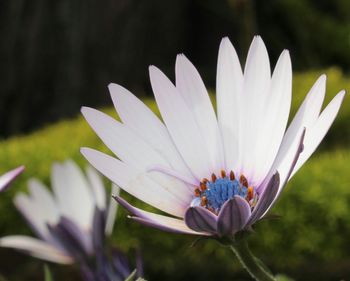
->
[191,170,258,214]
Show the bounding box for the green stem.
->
[230,240,275,281]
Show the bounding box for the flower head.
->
[0,160,134,280]
[81,36,345,238]
[0,166,24,192]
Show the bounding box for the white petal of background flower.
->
[14,193,52,240]
[105,184,120,236]
[52,161,94,230]
[28,179,60,224]
[0,236,73,264]
[85,165,106,210]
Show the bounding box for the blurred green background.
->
[1,0,350,280]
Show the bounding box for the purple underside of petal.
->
[281,128,306,188]
[48,217,93,262]
[217,196,251,237]
[184,207,217,234]
[245,172,280,227]
[113,195,146,219]
[129,216,201,235]
[114,195,207,236]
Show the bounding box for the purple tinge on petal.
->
[114,195,204,235]
[129,216,200,235]
[48,217,93,263]
[280,127,306,188]
[147,165,198,186]
[184,206,217,234]
[113,195,146,219]
[0,166,24,192]
[217,196,251,237]
[245,172,280,227]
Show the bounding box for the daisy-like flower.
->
[81,36,345,238]
[0,160,135,281]
[0,166,24,192]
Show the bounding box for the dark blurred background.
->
[1,0,350,137]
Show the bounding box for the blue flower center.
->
[191,171,257,214]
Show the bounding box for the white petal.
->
[28,179,60,225]
[0,236,73,264]
[85,165,106,210]
[105,184,120,236]
[81,107,192,202]
[291,90,345,176]
[81,148,190,217]
[216,37,243,172]
[109,83,193,180]
[14,193,50,240]
[149,65,214,180]
[253,50,292,184]
[175,54,224,171]
[240,36,271,182]
[274,75,326,169]
[51,160,95,230]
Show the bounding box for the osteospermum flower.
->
[0,166,24,192]
[0,160,134,281]
[81,36,345,238]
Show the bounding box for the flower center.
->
[191,170,258,214]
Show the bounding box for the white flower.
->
[0,160,118,263]
[81,36,345,237]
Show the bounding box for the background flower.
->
[0,160,136,281]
